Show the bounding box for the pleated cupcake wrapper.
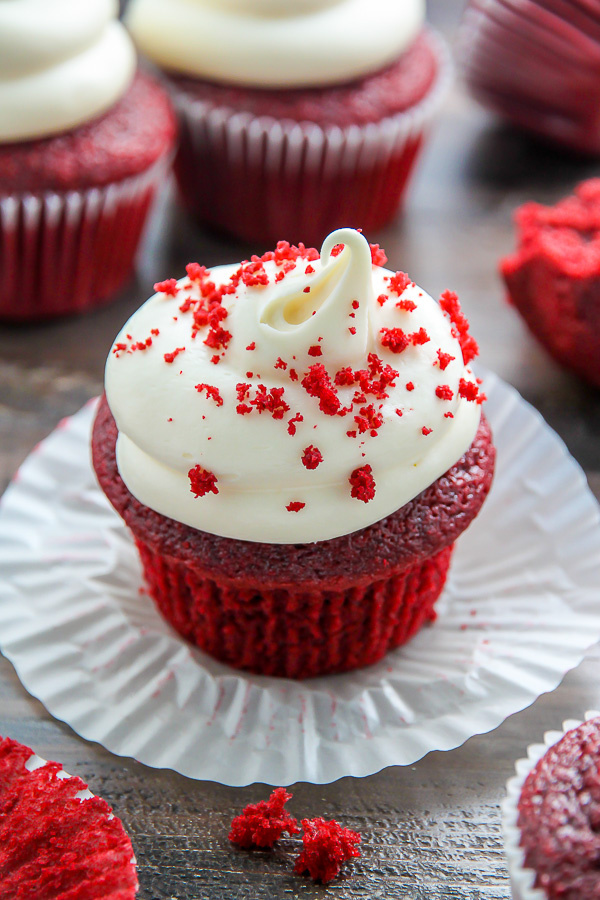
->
[501,710,600,900]
[0,149,171,321]
[132,537,453,680]
[460,0,600,153]
[170,29,452,244]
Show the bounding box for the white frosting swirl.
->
[126,0,425,88]
[0,0,136,143]
[105,229,482,544]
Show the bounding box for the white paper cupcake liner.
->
[169,29,452,243]
[502,710,600,900]
[0,149,172,320]
[0,371,600,785]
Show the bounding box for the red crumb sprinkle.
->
[397,298,417,312]
[229,788,299,849]
[185,262,207,282]
[439,290,479,364]
[305,264,315,274]
[188,464,218,498]
[349,464,376,502]
[211,355,221,365]
[302,445,323,469]
[410,327,430,345]
[241,260,269,287]
[370,243,388,267]
[308,345,322,357]
[422,426,432,435]
[388,271,412,296]
[154,278,179,297]
[274,357,288,370]
[348,327,357,335]
[380,327,409,354]
[303,286,311,294]
[435,384,454,401]
[164,347,185,364]
[294,818,361,884]
[246,342,256,351]
[302,364,341,416]
[444,412,454,418]
[377,293,387,306]
[458,378,480,401]
[287,413,304,436]
[331,243,344,257]
[352,300,360,310]
[406,382,415,391]
[395,408,403,417]
[195,383,224,406]
[289,368,299,382]
[286,501,306,512]
[436,348,455,371]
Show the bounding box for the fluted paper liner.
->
[0,371,599,785]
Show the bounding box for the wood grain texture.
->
[1,2,600,897]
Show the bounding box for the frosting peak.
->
[126,0,425,88]
[0,0,136,143]
[105,229,483,544]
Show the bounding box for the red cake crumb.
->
[229,788,299,849]
[406,382,415,391]
[188,465,219,498]
[302,364,341,415]
[370,244,388,266]
[164,347,185,363]
[397,298,417,312]
[411,327,430,345]
[439,290,479,364]
[154,278,179,297]
[377,293,387,306]
[287,413,304,435]
[422,426,433,435]
[308,345,322,357]
[195,383,223,406]
[458,378,481,402]
[435,385,454,400]
[349,464,376,502]
[287,501,306,512]
[302,446,323,469]
[436,349,455,371]
[294,817,361,884]
[380,327,409,354]
[388,271,412,295]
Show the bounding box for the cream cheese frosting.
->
[0,0,136,143]
[125,0,425,88]
[105,229,483,544]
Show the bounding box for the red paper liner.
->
[168,30,451,246]
[134,537,453,679]
[0,736,138,899]
[0,151,171,322]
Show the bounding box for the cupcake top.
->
[516,717,600,900]
[0,0,136,143]
[105,229,484,544]
[125,0,425,88]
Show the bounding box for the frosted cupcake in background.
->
[459,0,600,155]
[502,712,600,900]
[125,0,451,246]
[0,0,176,321]
[92,227,495,679]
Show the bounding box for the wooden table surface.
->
[1,4,600,898]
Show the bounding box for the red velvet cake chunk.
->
[229,788,299,849]
[517,718,600,900]
[0,736,138,899]
[294,817,361,883]
[501,179,600,387]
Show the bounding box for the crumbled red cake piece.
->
[377,293,387,306]
[286,501,306,512]
[410,327,430,345]
[380,327,409,354]
[397,298,417,312]
[302,446,323,469]
[308,345,322,357]
[422,426,432,436]
[0,736,137,899]
[229,788,299,849]
[458,378,481,402]
[369,243,388,266]
[164,347,185,364]
[388,271,412,295]
[439,290,479,365]
[435,384,454,401]
[188,465,219,498]
[406,381,415,391]
[349,464,376,502]
[301,364,341,415]
[287,412,304,435]
[436,349,455,371]
[294,817,361,884]
[154,278,178,296]
[195,383,223,406]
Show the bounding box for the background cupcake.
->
[459,0,600,155]
[502,712,600,900]
[92,228,495,679]
[125,0,451,246]
[0,0,176,321]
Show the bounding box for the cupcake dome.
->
[92,228,495,678]
[125,0,451,246]
[0,0,176,321]
[460,0,600,155]
[0,735,138,898]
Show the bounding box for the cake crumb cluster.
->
[229,788,361,884]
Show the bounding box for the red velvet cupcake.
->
[125,0,451,246]
[0,735,138,898]
[460,0,600,155]
[501,179,600,388]
[503,713,600,900]
[0,2,176,321]
[93,228,494,679]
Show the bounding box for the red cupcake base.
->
[135,537,453,679]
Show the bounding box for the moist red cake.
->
[294,817,361,884]
[516,717,600,900]
[92,395,495,679]
[460,0,600,155]
[501,179,600,388]
[0,735,138,899]
[0,71,176,321]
